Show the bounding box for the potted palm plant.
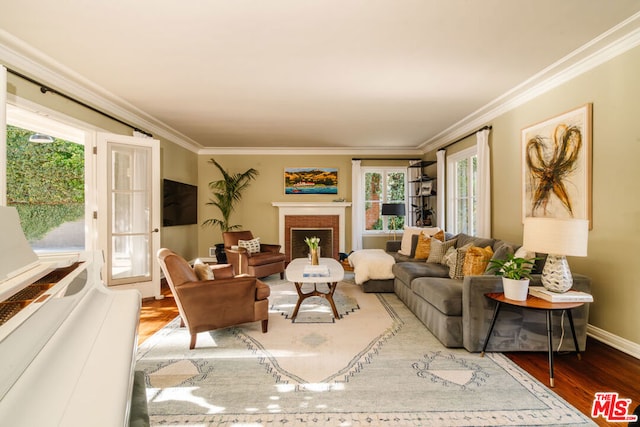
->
[487,253,536,301]
[203,159,259,262]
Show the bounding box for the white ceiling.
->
[1,1,640,153]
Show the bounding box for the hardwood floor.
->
[138,284,640,426]
[506,340,640,426]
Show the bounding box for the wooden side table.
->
[481,292,586,387]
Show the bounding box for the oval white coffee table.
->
[285,257,344,320]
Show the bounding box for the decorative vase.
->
[214,243,227,264]
[502,277,530,301]
[310,248,319,265]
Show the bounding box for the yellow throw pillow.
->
[414,230,445,259]
[462,246,494,276]
[398,226,440,256]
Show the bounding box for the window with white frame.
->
[4,104,90,253]
[362,167,406,232]
[446,147,478,235]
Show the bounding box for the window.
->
[447,147,477,235]
[362,168,406,232]
[5,104,89,254]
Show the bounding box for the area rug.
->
[136,276,595,426]
[267,279,361,323]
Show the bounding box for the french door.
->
[97,133,161,299]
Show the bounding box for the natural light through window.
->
[447,147,478,235]
[362,167,406,233]
[5,105,87,254]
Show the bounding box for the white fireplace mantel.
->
[272,202,351,253]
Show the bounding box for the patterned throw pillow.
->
[427,238,457,264]
[463,246,494,276]
[441,246,457,266]
[238,237,261,254]
[446,243,473,279]
[414,230,445,259]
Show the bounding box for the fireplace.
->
[272,202,351,262]
[290,228,333,259]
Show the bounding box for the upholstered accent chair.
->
[223,231,286,279]
[157,248,270,349]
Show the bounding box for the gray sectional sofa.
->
[380,233,591,353]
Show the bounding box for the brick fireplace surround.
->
[272,202,351,262]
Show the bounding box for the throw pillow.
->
[193,262,214,281]
[427,237,457,264]
[463,245,494,276]
[398,226,440,256]
[238,237,261,254]
[446,243,473,279]
[484,242,515,275]
[514,246,536,261]
[441,246,457,267]
[514,246,536,274]
[413,230,445,259]
[210,264,235,279]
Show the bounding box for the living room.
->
[1,2,640,425]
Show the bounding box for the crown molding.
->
[3,11,640,157]
[0,30,203,154]
[1,31,419,157]
[197,146,423,156]
[420,12,640,153]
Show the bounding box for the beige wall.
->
[196,155,429,256]
[197,154,355,256]
[159,142,199,260]
[428,45,640,346]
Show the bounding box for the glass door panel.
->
[98,133,160,299]
[108,143,152,285]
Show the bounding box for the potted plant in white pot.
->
[203,159,259,263]
[487,253,537,301]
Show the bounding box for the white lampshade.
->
[523,217,589,257]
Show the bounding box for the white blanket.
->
[348,249,396,285]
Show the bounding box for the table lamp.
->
[523,217,589,293]
[381,203,406,240]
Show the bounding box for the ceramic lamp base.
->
[541,254,573,293]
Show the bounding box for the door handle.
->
[151,228,159,233]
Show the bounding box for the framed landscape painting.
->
[284,167,338,194]
[521,103,592,226]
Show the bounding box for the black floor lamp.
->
[381,203,406,240]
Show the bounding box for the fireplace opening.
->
[290,228,333,260]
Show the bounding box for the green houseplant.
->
[487,253,537,301]
[203,159,259,262]
[487,253,536,280]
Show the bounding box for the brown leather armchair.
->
[157,248,270,349]
[223,231,286,279]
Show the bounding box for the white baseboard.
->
[587,324,640,360]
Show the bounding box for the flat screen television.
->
[162,179,198,226]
